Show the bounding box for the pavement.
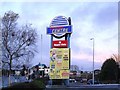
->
[0,75,30,88]
[1,76,120,90]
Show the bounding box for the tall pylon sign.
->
[47,16,72,81]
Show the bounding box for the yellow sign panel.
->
[49,69,55,79]
[50,48,69,69]
[50,48,70,79]
[62,54,69,69]
[60,69,69,79]
[49,69,69,79]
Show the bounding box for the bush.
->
[30,78,45,88]
[2,78,45,90]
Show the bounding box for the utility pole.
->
[41,34,42,63]
[90,38,95,85]
[41,34,43,77]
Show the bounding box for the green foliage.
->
[2,79,45,89]
[30,78,46,88]
[100,58,118,83]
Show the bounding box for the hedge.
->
[2,78,46,90]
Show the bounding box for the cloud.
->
[20,1,117,71]
[0,2,23,16]
[93,2,118,29]
[0,2,118,71]
[71,58,102,71]
[69,2,118,70]
[0,0,119,2]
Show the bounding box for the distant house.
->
[70,65,79,72]
[31,63,50,78]
[38,63,47,70]
[70,65,81,78]
[94,69,101,75]
[44,67,50,75]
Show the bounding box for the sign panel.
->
[47,25,72,37]
[52,40,68,48]
[49,48,70,79]
[60,70,69,79]
[47,16,72,80]
[50,48,69,69]
[49,69,69,79]
[50,16,69,27]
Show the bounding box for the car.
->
[87,79,100,84]
[69,79,77,83]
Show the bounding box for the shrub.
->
[2,79,45,90]
[30,78,45,88]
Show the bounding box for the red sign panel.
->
[52,40,68,48]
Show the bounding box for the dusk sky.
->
[0,1,118,71]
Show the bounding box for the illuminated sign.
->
[47,26,72,37]
[52,40,68,48]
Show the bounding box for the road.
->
[1,77,120,90]
[46,82,120,90]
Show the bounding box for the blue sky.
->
[0,1,118,71]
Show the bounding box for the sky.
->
[0,1,118,71]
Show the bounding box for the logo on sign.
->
[47,26,72,37]
[62,71,69,77]
[47,16,72,37]
[52,27,68,37]
[52,40,68,48]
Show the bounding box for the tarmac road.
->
[46,83,120,90]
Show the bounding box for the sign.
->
[50,48,70,69]
[50,16,69,26]
[47,16,72,81]
[49,48,70,79]
[49,69,69,79]
[60,70,69,79]
[52,40,68,48]
[47,25,72,37]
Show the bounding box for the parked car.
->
[69,79,77,83]
[82,78,87,83]
[87,79,100,84]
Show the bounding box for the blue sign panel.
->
[47,25,72,37]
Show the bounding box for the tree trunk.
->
[8,56,12,86]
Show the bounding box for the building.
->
[31,63,50,78]
[70,65,79,72]
[44,67,50,75]
[70,65,81,78]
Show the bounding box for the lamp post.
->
[90,38,94,85]
[41,34,42,63]
[41,34,43,77]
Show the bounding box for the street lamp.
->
[41,34,42,63]
[90,38,94,85]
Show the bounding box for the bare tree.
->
[1,11,37,85]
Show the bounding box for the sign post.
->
[47,16,72,86]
